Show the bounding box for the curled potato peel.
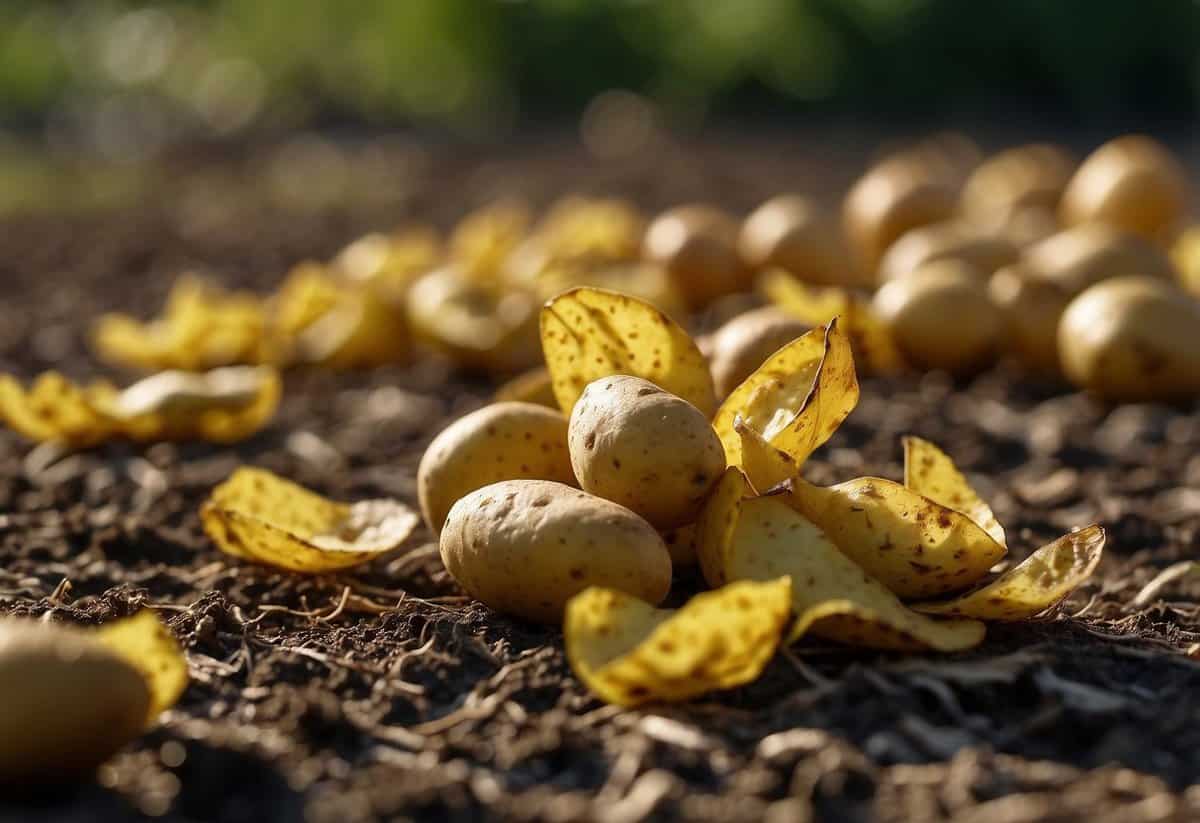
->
[202,468,419,573]
[903,436,1005,547]
[785,476,1006,599]
[913,525,1104,621]
[540,287,716,417]
[564,577,793,707]
[94,610,189,722]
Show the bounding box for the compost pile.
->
[1,135,1199,823]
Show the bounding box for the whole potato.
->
[878,220,1017,283]
[873,260,1003,376]
[738,195,864,287]
[644,205,752,308]
[0,621,150,783]
[962,143,1076,226]
[569,375,726,529]
[1024,224,1177,296]
[843,157,957,274]
[1060,135,1189,243]
[418,402,576,534]
[988,264,1069,375]
[1058,276,1200,402]
[440,479,672,623]
[707,306,810,397]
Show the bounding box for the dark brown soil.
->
[2,135,1199,823]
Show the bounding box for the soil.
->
[1,133,1199,823]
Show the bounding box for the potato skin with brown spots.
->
[0,620,151,783]
[1058,276,1200,402]
[439,480,672,623]
[418,402,575,535]
[707,306,810,397]
[568,376,726,529]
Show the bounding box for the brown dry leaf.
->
[903,436,1006,546]
[564,577,793,707]
[201,467,419,573]
[730,496,985,651]
[94,610,189,723]
[913,525,1105,620]
[714,320,857,471]
[540,287,716,417]
[93,276,274,371]
[760,270,903,373]
[786,476,1007,599]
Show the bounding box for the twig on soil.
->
[780,646,832,687]
[1132,561,1197,608]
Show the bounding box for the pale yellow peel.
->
[201,468,419,573]
[913,525,1105,620]
[540,287,716,418]
[564,577,793,707]
[94,611,189,723]
[903,436,1006,546]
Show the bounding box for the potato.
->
[1001,205,1059,248]
[1060,135,1189,243]
[878,220,1017,283]
[707,306,810,397]
[568,375,726,529]
[843,157,957,273]
[1024,224,1177,295]
[738,195,864,287]
[873,260,1003,376]
[440,479,672,623]
[988,264,1069,375]
[418,402,575,534]
[1058,275,1200,402]
[643,205,752,307]
[962,143,1075,226]
[0,620,151,783]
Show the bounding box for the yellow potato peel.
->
[564,577,793,707]
[695,466,754,588]
[493,367,558,408]
[94,610,189,723]
[728,496,985,651]
[913,525,1105,621]
[540,287,716,417]
[735,418,799,494]
[903,436,1006,546]
[760,269,903,374]
[785,476,1007,599]
[0,372,120,447]
[201,467,419,573]
[714,319,858,471]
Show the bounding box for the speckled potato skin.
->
[1058,276,1200,402]
[418,402,575,535]
[707,306,810,397]
[439,479,672,624]
[0,621,151,783]
[568,375,726,529]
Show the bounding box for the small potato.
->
[707,306,810,397]
[738,195,865,287]
[878,220,1017,283]
[569,376,726,529]
[0,621,150,783]
[1024,224,1177,296]
[962,143,1076,226]
[843,157,957,274]
[1058,276,1200,402]
[1060,135,1189,243]
[988,264,1069,375]
[873,260,1003,376]
[440,479,672,623]
[418,402,575,534]
[644,205,752,308]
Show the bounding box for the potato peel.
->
[735,418,799,494]
[913,525,1105,621]
[715,319,857,471]
[540,287,716,417]
[201,468,419,573]
[0,372,120,448]
[695,466,754,588]
[94,610,189,723]
[729,496,985,651]
[564,577,793,707]
[903,436,1006,547]
[786,476,1007,599]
